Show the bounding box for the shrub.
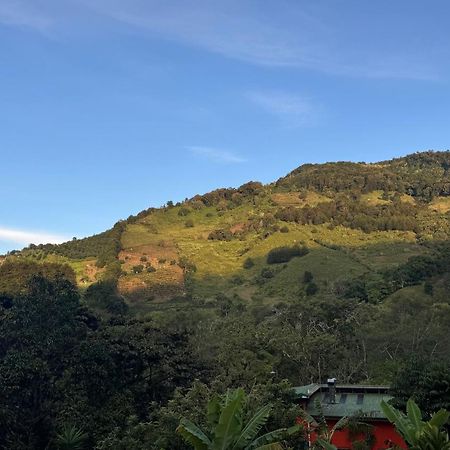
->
[280,225,289,233]
[132,265,144,274]
[305,282,318,296]
[231,275,244,285]
[178,257,197,273]
[84,280,128,315]
[178,207,191,216]
[146,266,156,273]
[140,256,148,262]
[185,219,194,228]
[424,281,433,296]
[208,229,233,241]
[190,200,204,210]
[260,267,274,279]
[243,257,255,269]
[267,245,309,264]
[216,201,229,212]
[303,271,314,283]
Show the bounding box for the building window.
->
[357,394,364,405]
[339,394,347,404]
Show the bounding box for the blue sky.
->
[1,0,450,253]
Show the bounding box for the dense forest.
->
[1,151,450,449]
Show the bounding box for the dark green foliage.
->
[341,243,450,303]
[424,281,434,295]
[0,276,87,449]
[280,225,289,233]
[84,280,128,315]
[103,260,123,281]
[267,245,309,264]
[305,282,319,296]
[0,260,76,295]
[276,197,419,233]
[276,151,450,201]
[231,275,244,285]
[132,265,144,274]
[303,271,314,283]
[55,424,88,450]
[260,267,274,279]
[29,222,125,266]
[0,276,204,449]
[178,257,197,273]
[208,229,233,241]
[390,358,450,415]
[126,207,156,224]
[176,387,300,450]
[381,399,450,450]
[1,151,450,449]
[188,182,263,209]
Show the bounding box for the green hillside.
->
[2,151,450,316]
[2,151,450,449]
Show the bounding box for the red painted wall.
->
[299,417,407,449]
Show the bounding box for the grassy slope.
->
[2,189,435,315]
[109,195,431,314]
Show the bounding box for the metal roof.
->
[293,384,392,420]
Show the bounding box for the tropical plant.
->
[380,398,450,450]
[298,406,349,450]
[55,424,88,450]
[176,387,300,450]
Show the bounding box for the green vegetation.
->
[0,260,76,295]
[381,399,450,450]
[24,222,126,266]
[276,151,450,201]
[1,151,449,449]
[177,388,299,450]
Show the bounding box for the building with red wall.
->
[294,380,407,449]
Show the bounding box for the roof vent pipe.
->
[327,378,337,404]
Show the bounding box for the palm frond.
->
[55,424,87,450]
[247,427,287,449]
[213,389,245,450]
[232,404,272,450]
[177,418,211,450]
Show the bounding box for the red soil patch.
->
[230,222,246,234]
[117,242,185,301]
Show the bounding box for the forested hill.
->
[1,151,450,449]
[2,150,450,312]
[276,151,450,199]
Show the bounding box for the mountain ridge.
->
[2,150,450,315]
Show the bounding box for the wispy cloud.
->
[187,146,246,164]
[0,1,52,30]
[1,1,440,80]
[0,226,68,247]
[85,0,438,80]
[247,91,316,127]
